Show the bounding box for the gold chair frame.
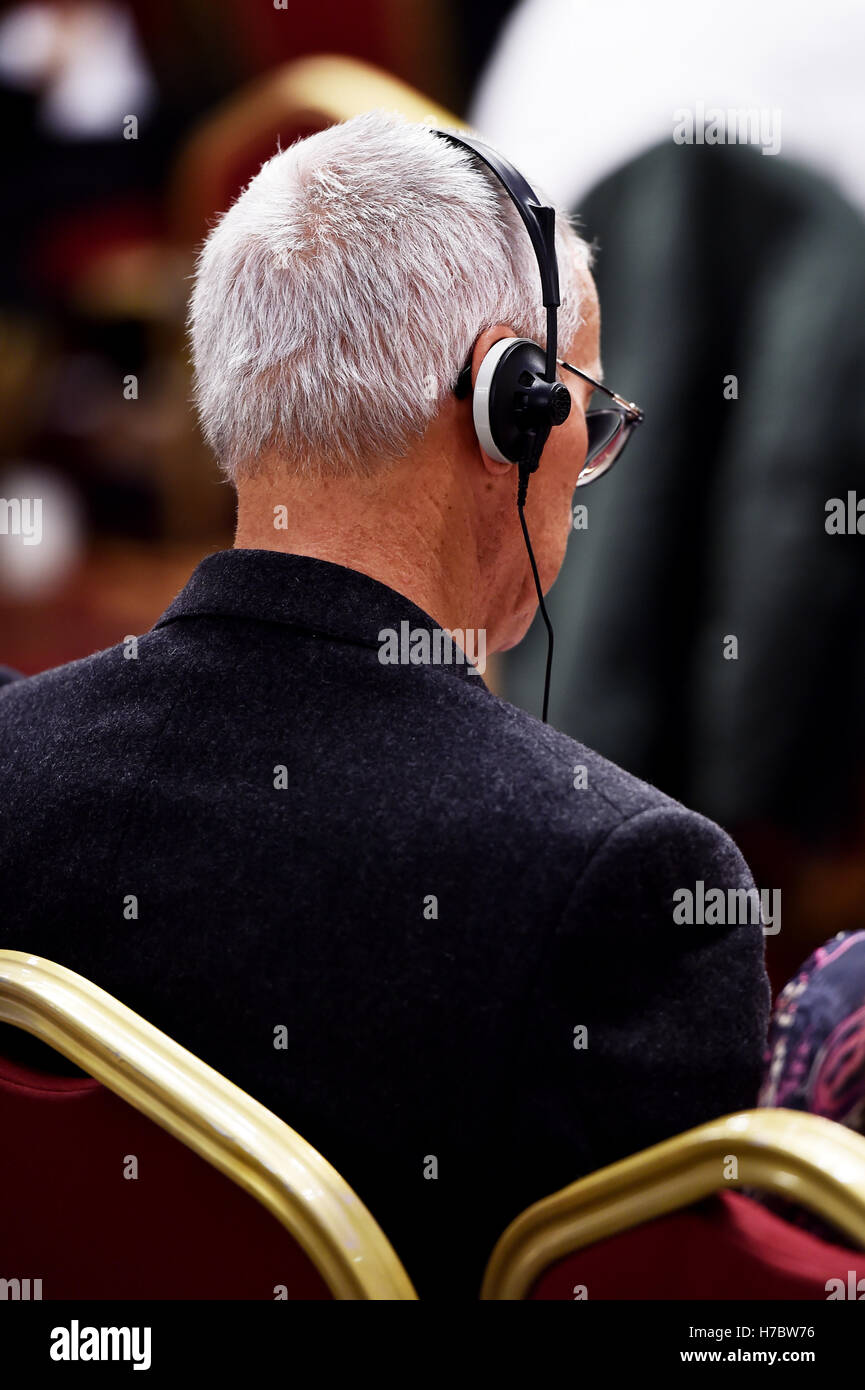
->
[172,54,462,249]
[0,950,416,1300]
[6,951,865,1302]
[481,1107,865,1299]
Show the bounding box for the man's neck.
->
[232,460,490,640]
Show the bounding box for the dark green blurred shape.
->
[501,141,865,843]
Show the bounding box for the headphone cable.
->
[517,451,554,725]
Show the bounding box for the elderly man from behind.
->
[0,112,769,1299]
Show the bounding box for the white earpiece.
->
[472,337,519,464]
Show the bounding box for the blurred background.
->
[2,0,864,988]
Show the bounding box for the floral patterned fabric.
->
[760,930,865,1131]
[756,930,865,1240]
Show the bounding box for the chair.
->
[171,55,462,252]
[0,950,416,1300]
[482,1109,865,1299]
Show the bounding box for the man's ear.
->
[471,323,517,475]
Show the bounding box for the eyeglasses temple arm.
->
[557,359,644,420]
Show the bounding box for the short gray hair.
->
[188,110,590,481]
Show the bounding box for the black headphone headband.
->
[432,129,559,384]
[430,128,564,725]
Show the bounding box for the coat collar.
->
[153,549,486,683]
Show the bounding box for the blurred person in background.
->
[0,112,769,1297]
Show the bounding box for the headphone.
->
[432,128,569,723]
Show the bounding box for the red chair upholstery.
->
[530,1190,860,1300]
[0,951,415,1301]
[0,1051,331,1300]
